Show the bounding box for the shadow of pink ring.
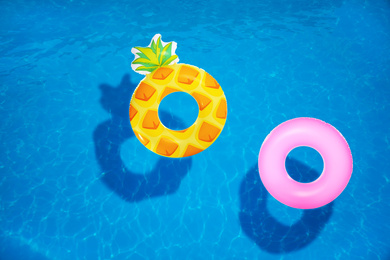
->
[258,117,353,209]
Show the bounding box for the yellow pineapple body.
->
[130,63,227,157]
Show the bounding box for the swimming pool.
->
[1,0,389,259]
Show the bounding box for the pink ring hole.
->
[285,146,324,183]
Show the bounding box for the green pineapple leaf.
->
[132,58,159,67]
[135,65,159,73]
[157,36,163,60]
[160,42,173,64]
[162,54,179,66]
[131,34,179,75]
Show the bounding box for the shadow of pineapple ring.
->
[93,74,192,202]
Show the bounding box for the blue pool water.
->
[1,0,390,259]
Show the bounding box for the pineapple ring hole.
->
[158,92,199,131]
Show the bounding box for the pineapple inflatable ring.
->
[129,34,227,158]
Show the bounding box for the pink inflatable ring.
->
[258,117,353,209]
